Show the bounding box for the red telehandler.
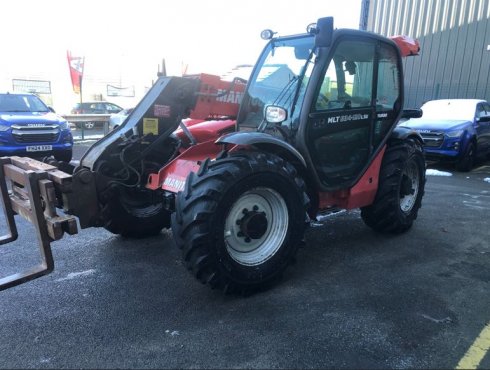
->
[0,17,424,294]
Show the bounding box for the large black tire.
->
[172,151,309,294]
[361,139,426,233]
[101,187,170,238]
[455,141,475,172]
[54,149,73,163]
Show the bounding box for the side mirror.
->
[477,115,490,123]
[265,105,287,124]
[401,108,423,119]
[314,17,334,48]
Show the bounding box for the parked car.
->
[108,107,133,131]
[71,101,123,129]
[400,99,490,171]
[0,93,73,162]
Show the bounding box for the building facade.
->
[361,0,490,108]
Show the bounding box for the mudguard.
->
[390,126,424,145]
[217,132,307,168]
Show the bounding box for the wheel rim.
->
[224,187,288,266]
[399,160,420,213]
[85,122,95,129]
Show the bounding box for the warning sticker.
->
[143,118,159,135]
[154,104,171,118]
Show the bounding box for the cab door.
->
[304,38,402,189]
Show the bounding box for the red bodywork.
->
[146,75,243,193]
[186,73,245,119]
[317,146,385,211]
[390,35,420,57]
[147,119,236,192]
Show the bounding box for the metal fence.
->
[61,114,111,140]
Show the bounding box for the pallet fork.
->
[0,157,77,290]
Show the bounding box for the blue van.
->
[0,93,73,162]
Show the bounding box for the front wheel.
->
[54,149,72,163]
[361,139,426,233]
[455,142,475,172]
[101,186,170,238]
[172,151,309,294]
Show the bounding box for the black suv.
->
[71,101,123,129]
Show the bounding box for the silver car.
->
[108,108,133,131]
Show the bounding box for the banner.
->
[107,84,135,97]
[66,51,84,94]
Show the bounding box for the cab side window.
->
[376,45,400,110]
[315,40,375,111]
[476,104,485,118]
[373,43,401,146]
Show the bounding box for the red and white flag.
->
[66,51,85,94]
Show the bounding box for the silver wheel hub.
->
[224,187,288,266]
[400,161,420,213]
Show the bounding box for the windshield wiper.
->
[289,49,315,117]
[273,75,299,106]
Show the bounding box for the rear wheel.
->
[83,121,95,130]
[361,139,425,233]
[172,151,309,294]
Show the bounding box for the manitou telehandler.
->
[0,17,424,294]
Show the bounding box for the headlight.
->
[446,129,464,138]
[59,121,70,130]
[0,123,10,132]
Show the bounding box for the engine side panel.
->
[146,140,227,193]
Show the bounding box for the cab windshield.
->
[237,35,315,130]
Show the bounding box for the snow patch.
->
[419,313,452,324]
[426,169,452,177]
[73,139,99,144]
[56,269,96,282]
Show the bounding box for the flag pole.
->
[79,57,84,106]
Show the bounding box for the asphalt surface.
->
[0,142,489,369]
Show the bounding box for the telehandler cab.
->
[0,17,424,294]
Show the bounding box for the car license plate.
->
[26,145,52,152]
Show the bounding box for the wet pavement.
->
[0,143,489,369]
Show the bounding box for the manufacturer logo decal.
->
[327,113,369,124]
[163,176,186,192]
[216,90,244,104]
